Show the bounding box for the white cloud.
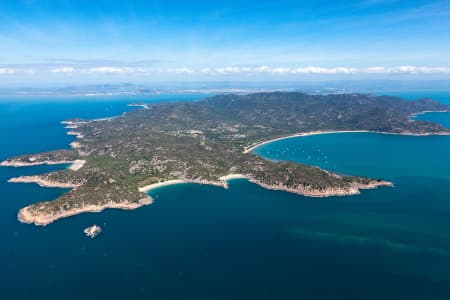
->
[194,66,361,75]
[365,66,386,73]
[51,67,75,73]
[195,65,450,75]
[271,67,291,74]
[214,67,246,74]
[3,64,450,77]
[83,66,148,74]
[0,68,38,75]
[50,66,149,75]
[0,68,16,75]
[22,69,37,75]
[200,67,212,74]
[166,67,195,74]
[365,66,450,74]
[253,66,271,73]
[291,67,359,74]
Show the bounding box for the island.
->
[2,92,449,226]
[84,224,102,238]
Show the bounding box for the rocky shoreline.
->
[139,174,393,198]
[8,175,80,188]
[0,159,86,171]
[18,196,153,226]
[9,172,393,226]
[0,159,76,167]
[249,178,394,197]
[84,224,102,238]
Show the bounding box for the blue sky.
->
[1,0,450,84]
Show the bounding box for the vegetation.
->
[3,92,449,224]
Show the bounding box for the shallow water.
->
[1,92,450,299]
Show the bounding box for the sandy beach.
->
[219,174,248,181]
[409,109,450,119]
[70,141,81,148]
[128,103,149,109]
[69,159,85,170]
[138,174,251,193]
[243,129,450,154]
[138,178,229,193]
[92,114,124,122]
[138,179,187,193]
[243,130,371,153]
[61,120,88,126]
[67,131,84,138]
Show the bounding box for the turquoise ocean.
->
[1,91,450,299]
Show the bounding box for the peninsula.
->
[3,92,449,226]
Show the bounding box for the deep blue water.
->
[1,92,450,299]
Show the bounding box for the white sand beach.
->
[219,174,248,181]
[128,103,149,109]
[138,180,186,193]
[243,130,370,153]
[69,159,86,171]
[138,175,249,193]
[243,129,450,154]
